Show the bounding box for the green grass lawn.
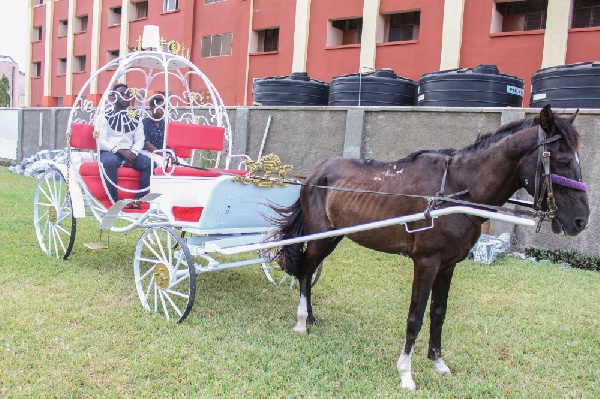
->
[1,166,598,398]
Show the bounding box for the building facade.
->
[0,55,24,107]
[27,0,600,108]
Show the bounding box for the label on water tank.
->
[418,94,425,102]
[532,93,547,101]
[506,85,524,97]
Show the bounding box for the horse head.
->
[518,105,589,236]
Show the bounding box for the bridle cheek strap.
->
[551,174,588,192]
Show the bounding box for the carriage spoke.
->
[171,273,190,288]
[135,263,158,284]
[165,289,189,300]
[158,290,170,320]
[142,275,155,310]
[162,291,183,318]
[52,226,67,255]
[142,236,164,262]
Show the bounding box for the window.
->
[164,0,178,12]
[32,26,42,42]
[31,62,41,78]
[109,6,122,26]
[107,50,120,63]
[201,33,233,57]
[57,58,67,75]
[32,0,43,6]
[75,15,88,33]
[205,0,225,4]
[493,0,547,32]
[58,20,68,37]
[252,28,279,52]
[73,55,86,72]
[572,0,600,28]
[131,1,148,20]
[327,18,363,46]
[385,11,420,42]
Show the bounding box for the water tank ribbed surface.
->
[253,73,329,106]
[530,62,600,108]
[328,69,418,106]
[417,64,524,107]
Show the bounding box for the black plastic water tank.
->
[417,64,524,107]
[253,73,329,106]
[328,69,418,106]
[530,62,600,108]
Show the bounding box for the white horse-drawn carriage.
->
[33,33,536,325]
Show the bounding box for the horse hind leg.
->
[293,237,342,334]
[428,265,456,376]
[397,255,440,390]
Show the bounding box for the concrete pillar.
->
[25,4,33,107]
[243,0,254,106]
[292,0,311,73]
[439,0,465,70]
[88,0,103,105]
[541,0,571,68]
[343,109,365,159]
[42,0,56,107]
[118,0,131,84]
[233,107,250,160]
[359,0,381,74]
[63,0,77,107]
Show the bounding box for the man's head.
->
[110,83,131,110]
[149,95,165,119]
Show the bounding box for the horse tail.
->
[269,199,306,278]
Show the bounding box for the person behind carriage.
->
[141,95,168,166]
[95,83,152,210]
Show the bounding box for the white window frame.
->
[164,0,178,12]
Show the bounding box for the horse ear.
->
[567,109,580,124]
[539,104,554,134]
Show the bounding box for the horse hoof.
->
[292,325,307,334]
[433,358,452,375]
[400,376,416,390]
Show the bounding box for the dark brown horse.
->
[271,105,589,390]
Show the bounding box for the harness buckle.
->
[543,151,551,157]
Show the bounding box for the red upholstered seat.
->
[70,123,97,150]
[167,122,225,159]
[79,162,142,208]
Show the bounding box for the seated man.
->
[95,83,152,209]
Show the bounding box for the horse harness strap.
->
[533,126,561,232]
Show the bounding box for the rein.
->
[165,125,587,229]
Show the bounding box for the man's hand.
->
[117,149,137,167]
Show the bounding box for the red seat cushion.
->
[70,123,96,150]
[153,167,248,177]
[167,122,225,158]
[79,162,142,207]
[172,206,204,222]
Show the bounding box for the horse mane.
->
[457,113,580,156]
[392,113,580,164]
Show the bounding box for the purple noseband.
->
[551,174,588,192]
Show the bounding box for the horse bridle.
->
[532,125,587,231]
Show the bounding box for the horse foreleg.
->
[397,256,440,390]
[428,266,455,376]
[293,276,312,334]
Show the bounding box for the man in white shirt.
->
[95,83,152,209]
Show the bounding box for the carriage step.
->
[99,193,162,229]
[84,229,110,250]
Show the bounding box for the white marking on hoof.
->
[433,358,452,375]
[397,349,416,390]
[292,295,308,334]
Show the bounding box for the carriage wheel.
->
[33,165,76,260]
[262,261,323,289]
[134,227,196,323]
